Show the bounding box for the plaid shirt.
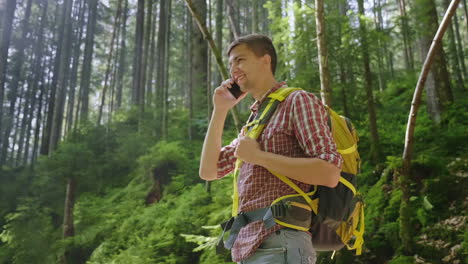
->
[217,82,343,262]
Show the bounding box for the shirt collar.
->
[250,81,288,114]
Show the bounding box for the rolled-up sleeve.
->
[290,91,343,169]
[217,137,239,178]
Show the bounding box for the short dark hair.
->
[227,34,277,74]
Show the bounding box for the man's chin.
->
[239,82,249,92]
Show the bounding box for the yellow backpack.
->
[217,87,364,256]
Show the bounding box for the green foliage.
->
[388,255,414,264]
[0,199,59,264]
[137,141,188,175]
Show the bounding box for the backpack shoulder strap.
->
[232,87,302,217]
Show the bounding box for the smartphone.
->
[229,82,244,99]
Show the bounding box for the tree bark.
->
[32,82,46,165]
[0,0,17,159]
[207,0,213,119]
[225,0,240,38]
[23,0,48,165]
[414,0,453,124]
[132,0,145,108]
[252,0,258,33]
[452,11,467,81]
[337,0,350,117]
[10,89,24,164]
[397,0,414,71]
[18,0,50,166]
[41,2,63,156]
[97,0,123,125]
[443,0,464,90]
[401,0,460,254]
[156,0,169,138]
[65,0,86,135]
[79,0,99,123]
[186,6,193,140]
[190,0,208,140]
[115,0,128,109]
[357,0,380,163]
[373,0,385,91]
[61,177,77,263]
[142,0,153,108]
[214,0,223,87]
[49,0,74,153]
[162,0,172,139]
[462,0,468,31]
[185,0,241,132]
[0,0,31,165]
[146,0,158,106]
[315,0,332,106]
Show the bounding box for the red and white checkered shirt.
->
[217,82,343,262]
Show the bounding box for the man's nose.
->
[230,65,240,76]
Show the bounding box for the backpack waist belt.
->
[216,207,274,253]
[216,196,314,253]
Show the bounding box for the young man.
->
[199,34,343,264]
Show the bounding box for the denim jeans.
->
[238,228,316,264]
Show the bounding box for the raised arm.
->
[199,79,247,181]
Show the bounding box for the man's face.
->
[228,44,269,92]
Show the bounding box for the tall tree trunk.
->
[60,177,77,263]
[156,0,168,138]
[373,0,385,91]
[17,4,51,166]
[16,70,33,166]
[141,0,153,108]
[109,45,120,124]
[49,0,74,153]
[397,0,414,71]
[65,0,86,135]
[205,0,213,193]
[452,11,467,81]
[337,0,350,117]
[0,0,32,165]
[357,0,380,163]
[116,0,128,109]
[207,0,213,119]
[186,6,193,141]
[97,0,123,125]
[10,89,24,164]
[146,0,158,107]
[0,0,17,159]
[252,0,258,33]
[214,0,223,87]
[192,0,208,140]
[132,0,145,107]
[414,0,453,124]
[443,0,464,90]
[32,82,46,165]
[185,0,240,132]
[462,0,468,31]
[225,0,240,38]
[315,0,332,106]
[40,58,55,157]
[401,0,460,255]
[162,0,172,140]
[41,2,62,155]
[79,0,98,124]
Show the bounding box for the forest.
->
[0,0,467,263]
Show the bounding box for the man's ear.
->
[262,54,271,69]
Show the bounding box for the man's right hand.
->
[213,79,247,113]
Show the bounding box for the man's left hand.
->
[234,136,262,164]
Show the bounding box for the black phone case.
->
[229,82,244,99]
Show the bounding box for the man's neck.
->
[250,76,277,101]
